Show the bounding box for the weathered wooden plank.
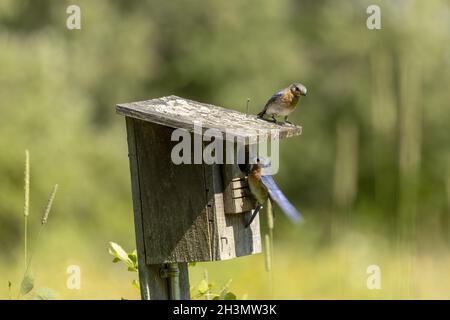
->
[135,263,190,300]
[117,95,302,143]
[133,119,212,263]
[229,187,251,198]
[223,164,255,214]
[230,179,249,188]
[203,164,221,260]
[229,207,261,258]
[178,263,190,300]
[205,163,261,260]
[126,118,169,300]
[141,264,169,300]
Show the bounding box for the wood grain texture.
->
[133,119,212,264]
[127,118,261,264]
[205,164,261,260]
[126,118,170,300]
[117,95,302,143]
[223,164,255,214]
[177,263,190,299]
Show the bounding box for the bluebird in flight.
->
[242,158,304,228]
[257,83,307,124]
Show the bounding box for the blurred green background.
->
[1,0,449,299]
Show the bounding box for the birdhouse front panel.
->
[124,118,262,264]
[130,119,212,264]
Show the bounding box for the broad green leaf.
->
[20,275,34,296]
[108,242,131,263]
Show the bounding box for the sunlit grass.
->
[4,226,450,300]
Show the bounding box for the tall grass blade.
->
[42,184,58,225]
[24,150,30,270]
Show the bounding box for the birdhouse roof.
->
[116,95,301,143]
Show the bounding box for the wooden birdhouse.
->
[116,95,301,299]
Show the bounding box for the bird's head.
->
[240,157,272,176]
[290,83,307,97]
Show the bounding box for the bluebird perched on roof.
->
[257,83,307,125]
[241,157,304,228]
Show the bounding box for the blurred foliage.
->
[190,269,237,300]
[108,241,237,300]
[0,0,449,299]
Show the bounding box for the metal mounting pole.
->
[160,263,181,300]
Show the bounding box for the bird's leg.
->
[245,204,262,228]
[258,113,278,124]
[284,116,293,125]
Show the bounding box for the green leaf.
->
[128,250,138,266]
[32,288,57,300]
[127,266,138,272]
[112,257,120,263]
[131,279,140,291]
[224,292,237,300]
[108,242,131,263]
[20,275,34,296]
[197,279,208,294]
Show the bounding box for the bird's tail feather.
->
[260,175,304,223]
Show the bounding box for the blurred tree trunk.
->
[396,54,423,297]
[370,49,398,229]
[398,56,422,241]
[332,118,359,235]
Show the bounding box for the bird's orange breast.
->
[281,90,299,108]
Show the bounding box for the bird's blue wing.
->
[260,175,304,223]
[264,91,283,107]
[258,90,284,116]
